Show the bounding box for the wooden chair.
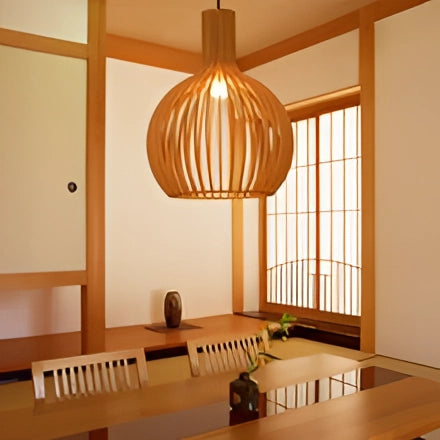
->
[187,330,269,377]
[31,348,149,400]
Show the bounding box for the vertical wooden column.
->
[82,0,106,355]
[232,199,244,313]
[258,197,267,310]
[359,6,376,354]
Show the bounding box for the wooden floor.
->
[0,314,266,374]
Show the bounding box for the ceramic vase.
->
[229,371,259,425]
[164,290,182,328]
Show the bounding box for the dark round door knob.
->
[67,182,78,193]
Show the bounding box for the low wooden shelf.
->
[0,314,265,376]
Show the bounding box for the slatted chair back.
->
[187,330,269,377]
[31,348,148,400]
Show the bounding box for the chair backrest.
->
[187,330,269,377]
[31,348,148,400]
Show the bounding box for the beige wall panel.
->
[0,286,81,338]
[0,0,87,43]
[105,58,233,328]
[0,45,86,273]
[246,31,359,104]
[375,0,440,368]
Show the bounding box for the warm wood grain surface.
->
[183,377,440,440]
[0,314,266,373]
[1,336,439,440]
[0,369,236,440]
[252,353,359,393]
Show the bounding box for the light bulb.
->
[210,76,228,99]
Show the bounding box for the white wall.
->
[246,30,359,104]
[0,287,81,339]
[375,0,440,368]
[0,0,87,43]
[105,59,233,327]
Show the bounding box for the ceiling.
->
[106,0,377,58]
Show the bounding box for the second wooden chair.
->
[187,331,269,377]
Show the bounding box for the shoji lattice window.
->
[266,105,361,316]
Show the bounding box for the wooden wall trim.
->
[82,0,106,354]
[0,271,87,290]
[364,0,430,22]
[106,34,203,74]
[0,27,87,58]
[237,11,359,72]
[232,199,244,313]
[237,0,430,73]
[359,6,376,354]
[12,0,420,78]
[286,86,361,122]
[100,1,431,77]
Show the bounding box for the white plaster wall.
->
[246,30,359,105]
[0,287,81,339]
[105,59,233,327]
[0,0,87,42]
[375,0,440,368]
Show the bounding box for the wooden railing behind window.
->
[267,259,361,316]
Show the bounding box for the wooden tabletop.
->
[182,376,440,440]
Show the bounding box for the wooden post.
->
[82,0,106,354]
[359,6,376,354]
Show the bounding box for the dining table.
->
[0,353,361,440]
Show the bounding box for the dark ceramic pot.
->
[164,290,182,328]
[229,371,259,425]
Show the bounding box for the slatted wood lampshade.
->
[146,9,294,199]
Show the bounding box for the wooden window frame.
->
[258,87,362,329]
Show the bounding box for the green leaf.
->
[280,313,297,323]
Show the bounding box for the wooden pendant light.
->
[146,9,294,199]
